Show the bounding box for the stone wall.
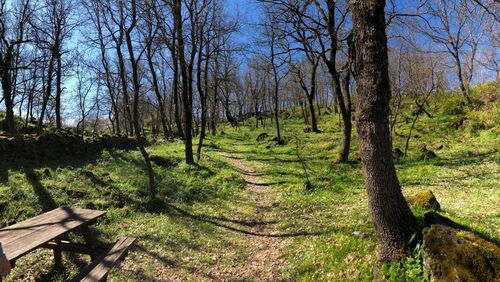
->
[0,130,144,161]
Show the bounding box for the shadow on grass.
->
[245,180,287,186]
[398,148,498,171]
[24,166,58,212]
[166,204,327,238]
[420,211,500,246]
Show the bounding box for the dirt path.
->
[211,153,290,281]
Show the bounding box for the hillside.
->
[1,89,498,281]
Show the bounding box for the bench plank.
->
[73,237,135,282]
[0,207,106,261]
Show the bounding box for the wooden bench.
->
[0,207,106,264]
[0,207,135,281]
[71,237,136,282]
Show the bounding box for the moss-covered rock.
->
[423,224,500,282]
[417,144,438,160]
[149,155,175,167]
[407,190,441,210]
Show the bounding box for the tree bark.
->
[350,0,417,262]
[147,46,169,138]
[196,36,209,160]
[55,51,63,129]
[174,0,194,164]
[38,45,58,134]
[0,45,16,134]
[452,53,473,105]
[339,70,352,162]
[116,41,134,136]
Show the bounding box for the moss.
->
[407,190,441,211]
[422,225,499,282]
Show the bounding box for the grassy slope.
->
[1,143,253,281]
[0,92,499,281]
[212,97,499,281]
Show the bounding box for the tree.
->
[350,0,417,262]
[411,0,487,105]
[74,59,95,137]
[261,3,287,144]
[0,0,32,134]
[123,0,156,198]
[83,0,121,135]
[144,1,169,139]
[173,0,194,164]
[101,0,134,136]
[315,0,352,162]
[32,0,76,131]
[196,0,217,160]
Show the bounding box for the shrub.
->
[379,244,429,282]
[472,81,500,109]
[438,95,466,115]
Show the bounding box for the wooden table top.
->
[0,207,106,261]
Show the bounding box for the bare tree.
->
[83,0,122,134]
[260,3,288,143]
[124,0,156,198]
[74,59,95,137]
[315,0,352,162]
[32,0,77,131]
[0,0,32,134]
[173,0,194,164]
[411,0,487,105]
[101,0,135,135]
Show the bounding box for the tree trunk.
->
[55,51,62,129]
[350,0,417,262]
[306,64,319,133]
[1,45,16,134]
[307,96,319,132]
[116,45,134,136]
[338,70,352,162]
[147,46,169,138]
[210,89,217,135]
[196,38,210,160]
[174,0,194,164]
[125,0,156,198]
[38,46,58,134]
[273,79,281,143]
[96,10,120,134]
[173,58,184,139]
[453,54,473,105]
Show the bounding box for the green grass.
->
[0,90,499,281]
[211,96,499,281]
[0,142,252,281]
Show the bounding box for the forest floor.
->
[0,99,499,281]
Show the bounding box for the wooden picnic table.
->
[0,207,135,282]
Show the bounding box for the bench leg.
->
[54,238,63,271]
[81,225,98,260]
